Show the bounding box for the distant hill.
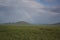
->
[15,21,31,25]
[2,21,31,25]
[2,21,60,25]
[54,23,60,25]
[52,23,60,25]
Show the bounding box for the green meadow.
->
[0,24,60,40]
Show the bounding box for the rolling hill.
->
[2,21,31,25]
[15,21,31,25]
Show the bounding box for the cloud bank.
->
[0,0,60,24]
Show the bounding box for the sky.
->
[0,0,60,24]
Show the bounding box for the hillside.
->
[3,21,31,25]
[16,21,30,24]
[52,23,60,25]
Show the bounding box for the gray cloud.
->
[0,0,60,24]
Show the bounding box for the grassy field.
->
[0,24,60,40]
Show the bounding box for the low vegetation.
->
[0,24,60,40]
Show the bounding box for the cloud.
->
[0,0,60,24]
[43,0,56,2]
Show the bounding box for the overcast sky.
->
[0,0,60,24]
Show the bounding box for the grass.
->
[0,24,60,40]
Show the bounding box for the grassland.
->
[0,24,60,40]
